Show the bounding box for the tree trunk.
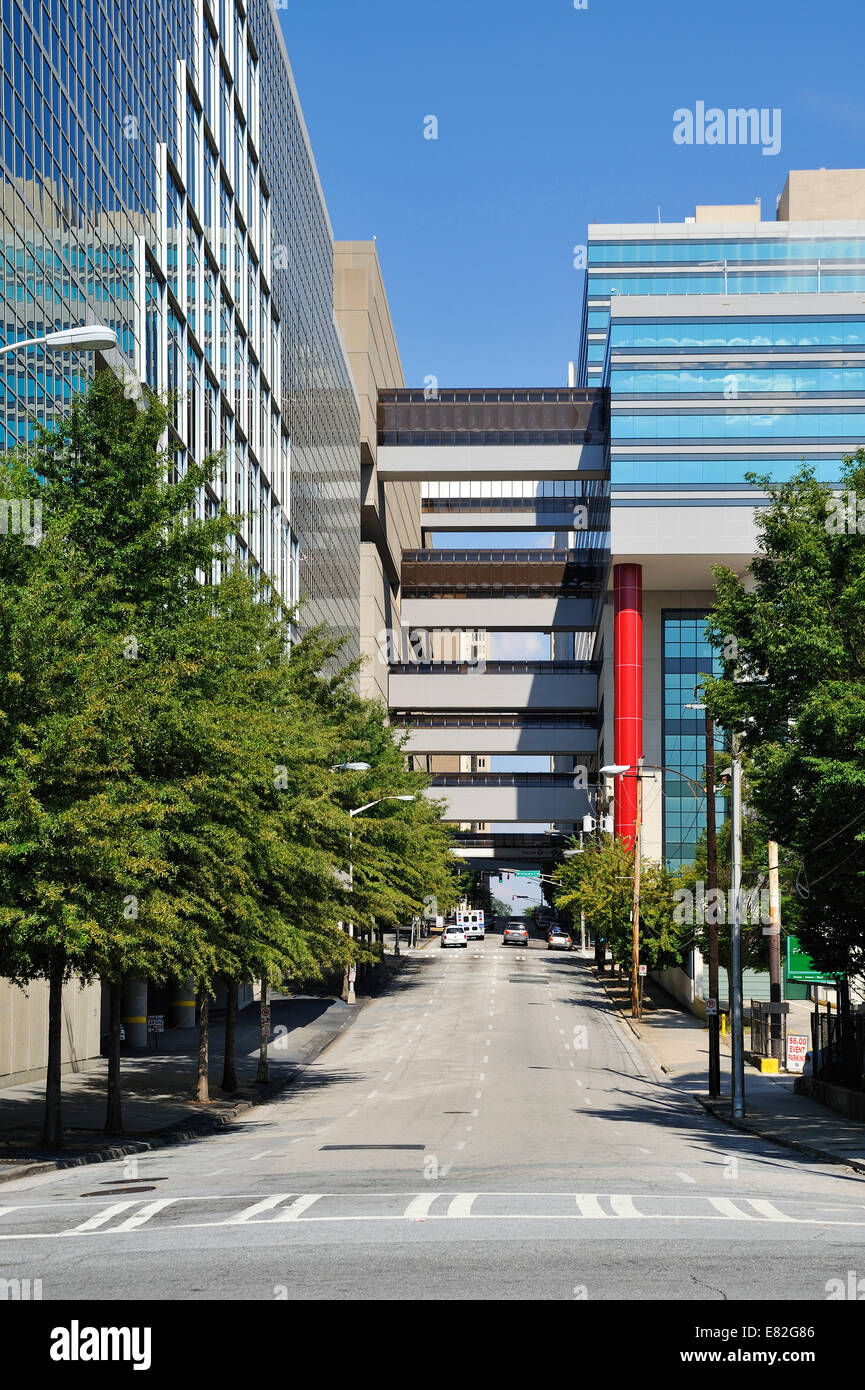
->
[256,979,269,1084]
[42,954,65,1148]
[221,979,238,1093]
[104,978,124,1133]
[195,987,209,1103]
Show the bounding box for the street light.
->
[0,324,118,356]
[349,795,416,967]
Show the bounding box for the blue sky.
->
[280,0,865,389]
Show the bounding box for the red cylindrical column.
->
[614,564,643,848]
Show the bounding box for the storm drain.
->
[508,975,545,984]
[319,1144,425,1151]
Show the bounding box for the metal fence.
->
[749,1000,787,1060]
[811,1009,865,1092]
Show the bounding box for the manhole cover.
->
[319,1144,425,1151]
[81,1186,158,1196]
[97,1177,169,1184]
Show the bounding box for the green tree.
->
[553,837,684,973]
[702,451,865,988]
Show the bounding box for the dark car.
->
[502,921,529,946]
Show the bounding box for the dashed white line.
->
[677,1172,697,1185]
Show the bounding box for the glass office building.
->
[581,185,865,871]
[0,0,360,650]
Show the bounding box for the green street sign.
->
[786,935,839,985]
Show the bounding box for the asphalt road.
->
[2,932,864,1300]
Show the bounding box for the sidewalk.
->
[0,942,429,1182]
[584,951,865,1175]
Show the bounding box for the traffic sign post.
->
[146,1015,164,1051]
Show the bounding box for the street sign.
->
[638,964,647,977]
[146,1015,164,1033]
[348,967,356,983]
[706,998,718,1016]
[260,1005,271,1036]
[787,1034,809,1073]
[786,935,838,985]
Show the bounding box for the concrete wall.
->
[0,976,102,1087]
[400,724,597,757]
[400,597,596,632]
[426,783,590,823]
[333,241,420,704]
[390,668,598,712]
[378,443,607,482]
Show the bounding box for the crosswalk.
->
[0,1191,862,1240]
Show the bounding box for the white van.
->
[456,910,485,941]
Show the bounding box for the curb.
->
[0,992,375,1186]
[692,1094,865,1175]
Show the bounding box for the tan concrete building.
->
[777,168,865,221]
[333,241,421,704]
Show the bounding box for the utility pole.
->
[730,738,745,1118]
[631,758,643,1018]
[705,712,721,1098]
[594,774,605,971]
[768,840,782,1061]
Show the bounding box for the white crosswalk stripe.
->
[403,1195,436,1219]
[273,1194,321,1221]
[709,1197,756,1220]
[111,1199,177,1232]
[65,1202,137,1234]
[225,1195,294,1224]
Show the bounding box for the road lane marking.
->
[226,1195,294,1224]
[677,1173,697,1185]
[575,1195,606,1218]
[366,1092,378,1100]
[709,1197,756,1220]
[475,1091,482,1099]
[456,1141,466,1150]
[274,1194,321,1221]
[66,1202,136,1233]
[447,1194,477,1218]
[748,1199,796,1221]
[111,1199,176,1232]
[404,1195,436,1219]
[610,1195,644,1219]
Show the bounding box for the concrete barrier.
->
[795,1075,865,1123]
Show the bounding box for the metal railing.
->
[389,660,598,675]
[811,1009,865,1092]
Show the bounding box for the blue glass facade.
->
[0,0,360,653]
[662,610,724,872]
